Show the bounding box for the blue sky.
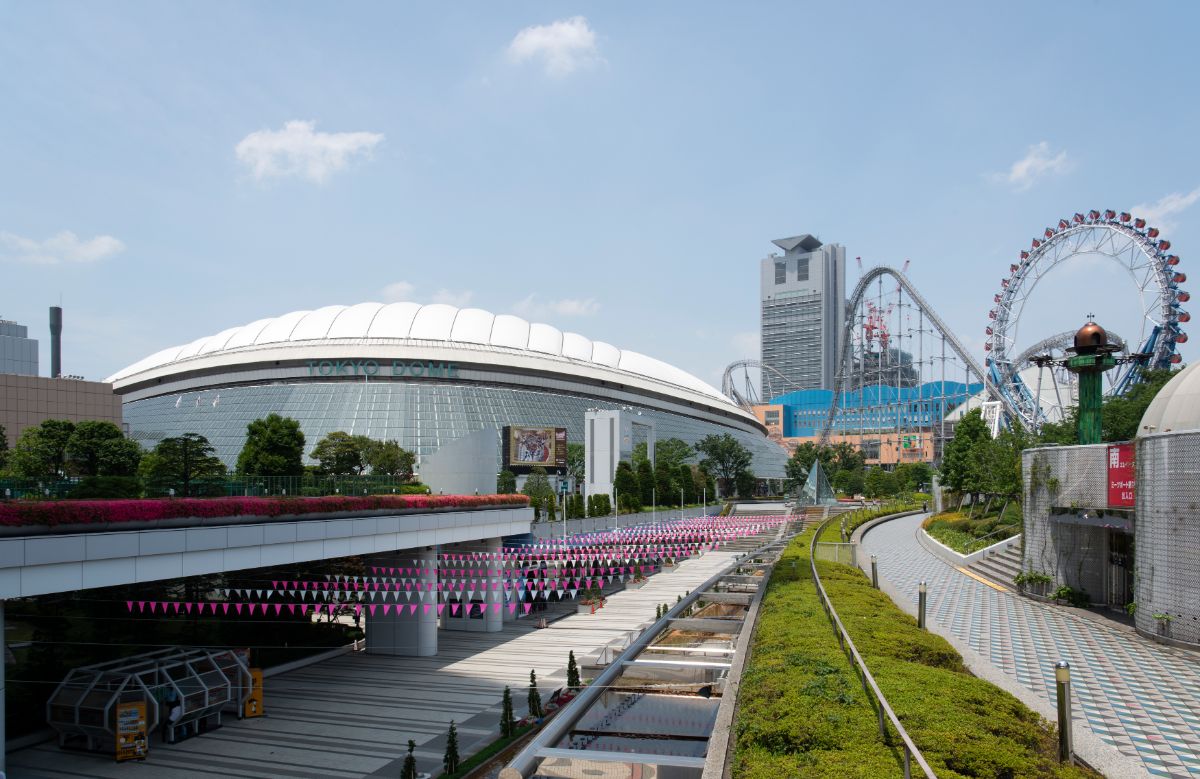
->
[2,1,1197,387]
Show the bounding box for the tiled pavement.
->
[861,514,1200,778]
[8,548,740,779]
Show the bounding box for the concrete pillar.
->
[442,537,505,633]
[365,548,438,656]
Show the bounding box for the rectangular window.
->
[774,262,786,284]
[796,258,809,281]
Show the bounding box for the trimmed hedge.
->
[0,493,529,528]
[734,525,1096,778]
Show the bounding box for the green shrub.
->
[68,476,142,499]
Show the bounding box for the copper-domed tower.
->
[1066,316,1119,444]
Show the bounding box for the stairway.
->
[969,538,1023,587]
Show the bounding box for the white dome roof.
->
[1139,363,1200,435]
[106,302,732,404]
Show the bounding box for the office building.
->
[760,235,846,391]
[0,319,38,377]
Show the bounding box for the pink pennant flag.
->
[523,603,533,614]
[247,603,258,615]
[382,604,393,616]
[508,602,517,614]
[423,604,432,614]
[184,602,194,614]
[172,602,181,614]
[492,603,501,614]
[126,600,134,612]
[300,604,311,616]
[437,604,446,615]
[234,603,243,615]
[354,604,362,617]
[287,604,296,615]
[408,604,418,615]
[274,603,283,615]
[137,601,146,612]
[451,603,460,615]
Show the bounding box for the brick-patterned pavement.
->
[861,514,1200,777]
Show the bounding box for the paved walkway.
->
[9,549,739,778]
[861,514,1200,778]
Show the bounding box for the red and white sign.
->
[1107,443,1135,508]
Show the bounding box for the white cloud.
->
[513,294,600,319]
[507,16,603,78]
[381,281,416,302]
[235,120,383,183]
[0,230,125,264]
[992,142,1069,191]
[432,289,474,307]
[1132,187,1200,233]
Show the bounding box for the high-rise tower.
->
[760,235,845,391]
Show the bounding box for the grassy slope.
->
[734,525,1095,779]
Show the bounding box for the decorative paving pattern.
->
[861,514,1200,777]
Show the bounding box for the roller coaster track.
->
[818,266,1018,445]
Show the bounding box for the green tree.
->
[566,650,580,690]
[236,413,305,477]
[632,438,693,471]
[401,739,418,779]
[363,439,415,479]
[497,469,517,494]
[95,436,143,477]
[500,686,516,738]
[566,442,585,484]
[635,458,654,506]
[7,419,76,480]
[677,464,697,503]
[695,434,752,497]
[785,442,826,489]
[613,461,639,512]
[527,669,543,719]
[863,467,897,498]
[140,433,227,496]
[941,409,990,496]
[65,420,142,477]
[522,467,554,520]
[310,431,368,476]
[0,424,8,472]
[735,469,757,498]
[654,459,677,506]
[893,461,933,493]
[1102,368,1176,441]
[443,721,460,774]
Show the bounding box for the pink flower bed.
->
[0,494,529,528]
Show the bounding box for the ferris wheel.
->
[986,209,1186,429]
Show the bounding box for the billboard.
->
[1107,443,1135,508]
[503,426,567,474]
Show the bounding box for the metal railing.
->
[810,513,937,779]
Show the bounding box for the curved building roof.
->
[107,301,737,409]
[1139,362,1200,435]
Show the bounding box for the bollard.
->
[918,581,927,629]
[1055,661,1073,764]
[870,555,879,589]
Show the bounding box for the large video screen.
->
[503,426,567,473]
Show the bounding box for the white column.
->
[365,548,438,656]
[442,537,505,633]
